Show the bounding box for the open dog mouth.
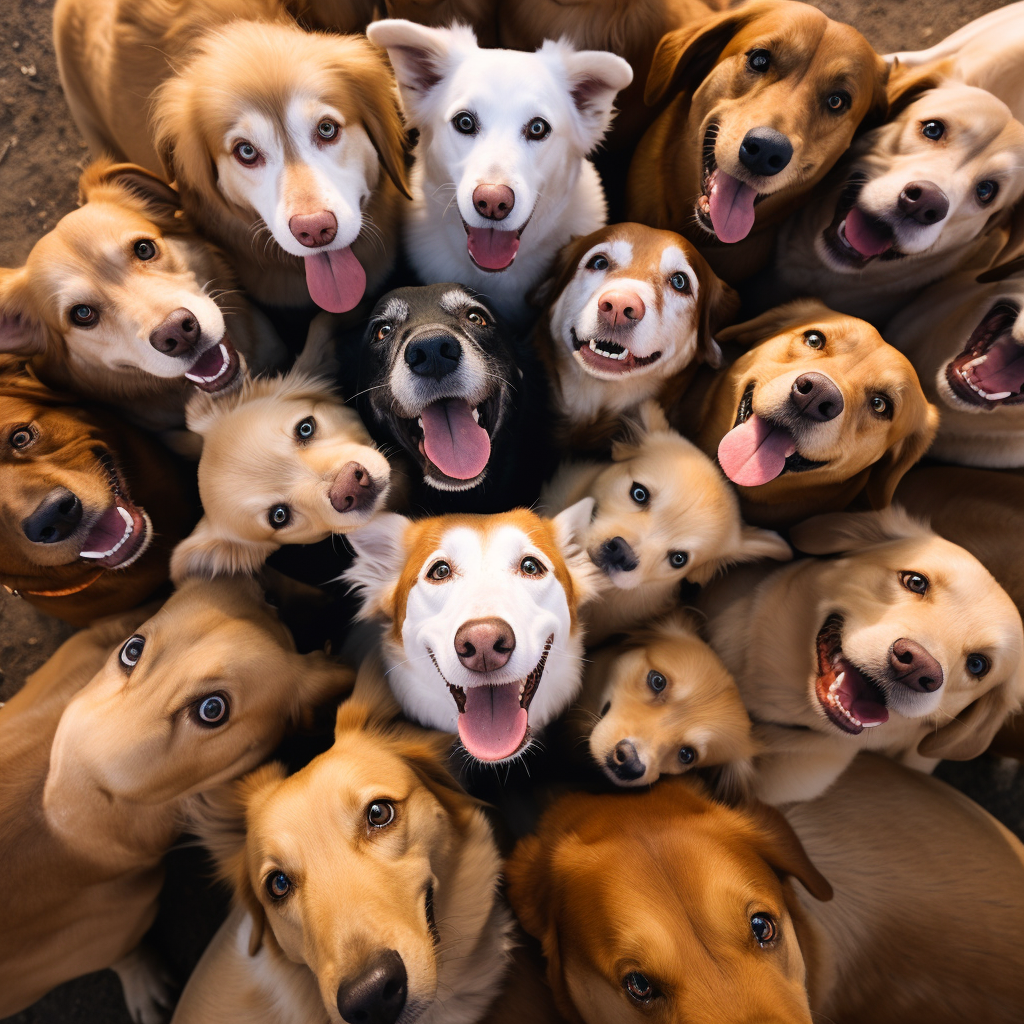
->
[822,173,902,268]
[814,614,889,735]
[945,301,1024,408]
[462,212,533,272]
[571,327,662,375]
[184,339,241,393]
[717,383,826,486]
[78,451,151,569]
[696,123,765,244]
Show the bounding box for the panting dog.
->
[365,19,633,323]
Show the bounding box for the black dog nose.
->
[599,536,638,573]
[738,127,793,177]
[607,740,646,781]
[897,181,949,225]
[150,307,200,356]
[889,638,944,693]
[790,372,844,422]
[22,488,83,544]
[338,950,408,1024]
[404,333,462,380]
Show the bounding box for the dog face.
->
[507,781,832,1024]
[153,24,409,313]
[0,162,241,391]
[366,20,631,273]
[345,503,599,762]
[707,300,938,507]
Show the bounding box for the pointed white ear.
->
[551,498,602,606]
[342,513,411,620]
[552,497,594,551]
[545,42,633,149]
[170,516,277,583]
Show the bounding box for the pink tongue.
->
[708,170,758,244]
[457,682,528,761]
[718,414,796,486]
[837,664,889,725]
[420,399,491,480]
[80,502,128,555]
[973,335,1024,395]
[466,227,519,270]
[842,207,893,257]
[304,247,366,313]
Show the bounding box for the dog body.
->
[298,0,500,44]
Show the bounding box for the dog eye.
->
[803,330,826,349]
[377,323,393,340]
[520,556,547,577]
[525,117,551,141]
[316,118,340,141]
[630,482,649,505]
[70,304,98,328]
[295,416,316,441]
[367,800,396,828]
[623,971,656,1002]
[120,634,145,669]
[750,913,777,945]
[669,271,690,293]
[746,48,771,73]
[826,90,851,113]
[268,504,291,529]
[899,571,929,595]
[647,670,666,693]
[266,871,292,900]
[599,701,611,717]
[921,120,945,141]
[193,694,229,727]
[585,253,610,271]
[870,394,891,417]
[427,560,452,581]
[668,551,689,569]
[966,653,990,677]
[466,309,488,326]
[10,424,35,450]
[977,180,999,204]
[133,239,158,261]
[678,745,697,764]
[452,110,478,135]
[233,140,262,165]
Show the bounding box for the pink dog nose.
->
[289,211,338,248]
[455,617,516,673]
[597,289,646,328]
[473,184,515,221]
[329,462,379,513]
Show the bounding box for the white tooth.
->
[417,417,424,430]
[983,390,1012,401]
[589,339,599,353]
[117,506,133,528]
[861,719,883,728]
[472,408,480,423]
[832,671,845,690]
[963,355,988,370]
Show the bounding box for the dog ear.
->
[170,517,278,583]
[294,313,341,380]
[287,650,355,728]
[78,160,183,230]
[708,754,758,805]
[0,267,47,356]
[790,506,932,556]
[863,398,939,510]
[688,524,792,586]
[885,58,955,119]
[342,513,411,620]
[336,652,404,730]
[715,298,830,348]
[918,681,1021,761]
[551,497,603,606]
[547,44,633,149]
[745,802,833,902]
[855,54,892,135]
[609,399,669,459]
[697,267,740,368]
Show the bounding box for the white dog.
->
[365,20,632,323]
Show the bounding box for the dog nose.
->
[329,462,379,514]
[790,372,844,422]
[599,536,638,573]
[455,617,516,673]
[738,127,793,177]
[889,638,944,693]
[337,950,407,1024]
[289,210,338,248]
[897,181,949,225]
[597,289,645,328]
[22,488,83,544]
[472,183,515,221]
[150,308,201,357]
[607,740,646,782]
[404,333,462,379]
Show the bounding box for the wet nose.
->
[790,372,844,422]
[289,210,338,248]
[599,536,638,572]
[22,487,83,544]
[455,617,516,673]
[404,333,462,379]
[897,181,949,225]
[889,639,944,693]
[150,307,201,357]
[472,183,515,221]
[738,127,793,177]
[337,950,408,1024]
[329,462,379,513]
[608,740,646,782]
[597,289,646,328]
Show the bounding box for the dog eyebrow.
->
[378,297,410,323]
[439,288,473,315]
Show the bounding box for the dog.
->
[0,160,284,434]
[0,576,353,1023]
[540,401,791,643]
[507,753,1024,1024]
[534,222,738,450]
[364,19,633,324]
[297,0,500,45]
[699,507,1024,804]
[0,357,197,627]
[173,659,513,1024]
[569,609,756,796]
[344,502,599,764]
[55,0,410,310]
[625,0,889,283]
[693,299,939,529]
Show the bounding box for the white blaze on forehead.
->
[438,288,476,315]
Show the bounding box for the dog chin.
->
[602,567,643,591]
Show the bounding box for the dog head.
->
[153,23,409,313]
[507,780,832,1024]
[366,19,631,272]
[0,161,242,392]
[709,300,938,508]
[646,0,888,243]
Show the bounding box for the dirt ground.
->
[1,1,1022,1022]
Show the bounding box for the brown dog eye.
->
[133,239,157,260]
[899,571,929,595]
[624,971,656,1002]
[367,800,396,828]
[268,504,291,529]
[826,91,850,113]
[747,48,770,73]
[870,395,891,417]
[70,304,98,328]
[10,425,34,450]
[466,309,488,326]
[678,745,697,765]
[804,330,826,349]
[751,913,777,945]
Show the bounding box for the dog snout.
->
[329,462,379,514]
[597,289,646,328]
[337,949,408,1024]
[738,127,793,177]
[598,536,638,573]
[790,372,844,422]
[289,210,339,248]
[404,333,462,379]
[150,308,201,357]
[472,183,515,221]
[22,488,83,544]
[607,740,646,782]
[897,181,949,225]
[889,638,944,693]
[455,617,516,673]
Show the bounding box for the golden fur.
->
[297,0,500,45]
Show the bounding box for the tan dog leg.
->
[111,943,176,1024]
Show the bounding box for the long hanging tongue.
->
[970,334,1024,398]
[304,247,366,313]
[466,227,519,270]
[718,414,796,486]
[457,682,528,761]
[420,399,490,480]
[842,206,893,257]
[708,170,758,244]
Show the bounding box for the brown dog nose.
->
[791,372,844,422]
[897,181,949,225]
[329,462,378,513]
[472,184,514,221]
[889,638,944,693]
[150,307,200,356]
[455,617,516,673]
[597,289,645,328]
[289,211,338,247]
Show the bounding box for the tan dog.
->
[298,0,500,45]
[0,576,352,1023]
[626,0,888,283]
[55,0,409,310]
[173,661,513,1024]
[700,507,1024,804]
[570,610,755,795]
[694,299,938,529]
[541,402,791,643]
[507,754,1024,1024]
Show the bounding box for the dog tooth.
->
[963,355,988,370]
[116,506,133,528]
[472,408,480,423]
[861,719,882,728]
[417,417,424,430]
[983,390,1012,401]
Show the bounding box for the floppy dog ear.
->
[288,651,356,728]
[688,525,792,587]
[171,517,278,583]
[863,399,939,510]
[715,299,831,348]
[746,802,833,902]
[885,58,955,119]
[336,652,404,729]
[0,267,47,356]
[79,160,182,230]
[342,513,411,620]
[546,43,633,149]
[790,505,931,555]
[697,269,740,368]
[610,399,670,459]
[917,683,1021,761]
